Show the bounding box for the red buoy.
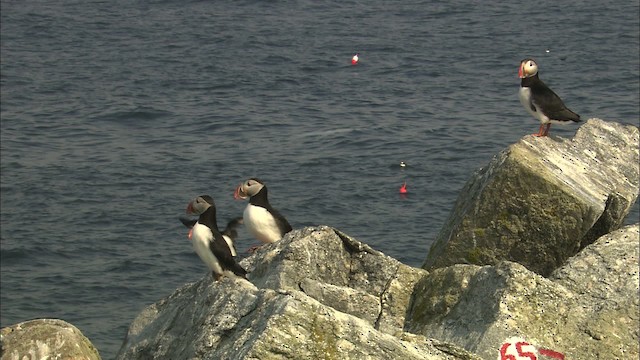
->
[399,182,408,194]
[351,53,359,65]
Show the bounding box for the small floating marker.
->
[351,53,359,65]
[545,49,550,53]
[399,182,408,194]
[400,161,406,168]
[188,228,193,240]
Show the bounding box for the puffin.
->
[233,178,292,247]
[185,195,247,280]
[179,216,243,257]
[518,58,581,137]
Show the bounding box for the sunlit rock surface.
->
[1,318,101,360]
[423,118,639,276]
[407,224,639,359]
[116,226,480,360]
[117,224,638,360]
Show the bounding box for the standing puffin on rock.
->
[519,58,581,137]
[179,216,243,257]
[185,195,247,280]
[233,178,292,248]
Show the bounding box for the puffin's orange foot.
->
[532,123,548,137]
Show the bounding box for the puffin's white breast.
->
[191,223,223,274]
[243,204,282,243]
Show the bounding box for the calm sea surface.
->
[1,0,638,358]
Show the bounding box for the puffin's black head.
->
[519,58,538,79]
[234,178,266,200]
[186,195,215,215]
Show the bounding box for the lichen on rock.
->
[0,318,101,360]
[407,224,639,359]
[423,118,639,276]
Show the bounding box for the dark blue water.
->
[1,0,638,358]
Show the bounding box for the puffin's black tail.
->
[231,263,248,279]
[561,108,581,123]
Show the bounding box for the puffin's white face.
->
[519,59,538,79]
[233,178,265,200]
[186,195,213,215]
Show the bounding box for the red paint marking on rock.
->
[499,337,565,360]
[539,348,565,360]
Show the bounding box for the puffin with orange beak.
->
[234,178,292,249]
[185,195,247,280]
[518,58,581,137]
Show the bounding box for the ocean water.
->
[1,0,638,358]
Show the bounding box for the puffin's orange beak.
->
[186,202,194,215]
[518,63,525,78]
[233,184,247,200]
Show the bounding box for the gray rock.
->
[423,118,639,276]
[118,224,638,360]
[117,226,480,360]
[244,227,428,335]
[406,223,639,359]
[550,224,640,350]
[117,118,639,359]
[1,318,101,360]
[550,223,639,300]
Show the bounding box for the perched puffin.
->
[185,195,247,280]
[518,58,581,137]
[233,178,292,247]
[179,216,243,257]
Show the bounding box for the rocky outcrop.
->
[0,318,101,360]
[116,226,480,360]
[246,227,428,335]
[116,119,639,360]
[117,223,638,360]
[407,223,639,359]
[423,118,639,276]
[549,224,639,353]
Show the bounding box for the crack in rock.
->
[333,228,383,256]
[374,264,400,330]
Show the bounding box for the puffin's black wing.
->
[222,217,244,241]
[266,205,293,236]
[209,232,247,278]
[531,81,581,122]
[179,217,197,228]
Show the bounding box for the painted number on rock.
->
[499,341,537,360]
[498,338,564,360]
